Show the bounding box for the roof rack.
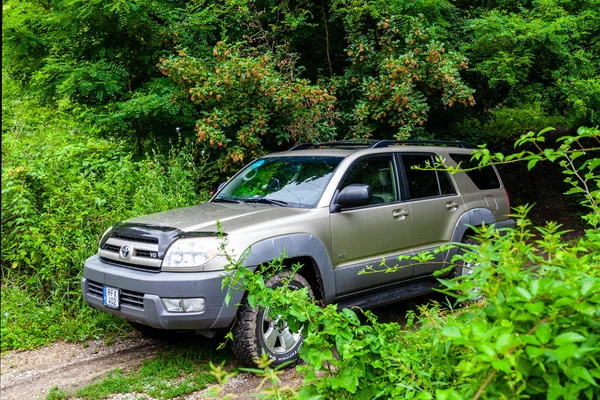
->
[370,140,475,149]
[288,140,378,151]
[289,139,474,151]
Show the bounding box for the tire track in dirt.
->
[1,337,164,400]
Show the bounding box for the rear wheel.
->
[452,236,479,278]
[451,236,484,302]
[231,271,313,367]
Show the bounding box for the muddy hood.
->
[125,202,310,233]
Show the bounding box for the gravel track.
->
[0,337,163,400]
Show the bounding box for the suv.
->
[82,139,514,366]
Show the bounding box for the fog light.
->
[162,297,205,313]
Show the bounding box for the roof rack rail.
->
[289,139,475,151]
[288,140,378,151]
[371,140,475,149]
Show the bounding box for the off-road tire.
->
[450,236,479,279]
[451,236,485,304]
[231,271,314,367]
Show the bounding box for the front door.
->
[330,155,413,296]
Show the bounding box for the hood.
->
[125,202,311,233]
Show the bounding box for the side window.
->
[402,154,456,199]
[341,156,398,204]
[450,154,500,190]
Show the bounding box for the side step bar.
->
[335,279,440,311]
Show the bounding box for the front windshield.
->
[214,156,343,208]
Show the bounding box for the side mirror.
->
[336,184,372,209]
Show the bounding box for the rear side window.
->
[450,154,501,190]
[402,154,456,199]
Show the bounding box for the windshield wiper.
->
[243,198,289,207]
[212,197,242,204]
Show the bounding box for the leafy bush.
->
[215,126,600,399]
[1,102,204,349]
[456,107,569,142]
[159,41,338,189]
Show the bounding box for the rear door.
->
[398,153,465,277]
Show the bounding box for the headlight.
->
[162,237,219,270]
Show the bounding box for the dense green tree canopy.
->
[3,0,599,181]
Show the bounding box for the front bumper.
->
[82,255,238,330]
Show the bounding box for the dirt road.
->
[0,334,303,400]
[1,337,165,399]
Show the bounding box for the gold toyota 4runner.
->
[82,139,514,366]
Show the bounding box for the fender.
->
[244,234,335,304]
[450,208,497,244]
[209,234,335,329]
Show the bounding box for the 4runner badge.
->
[119,245,131,259]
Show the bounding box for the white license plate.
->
[103,286,120,309]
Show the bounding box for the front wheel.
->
[231,271,313,367]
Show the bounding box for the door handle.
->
[446,201,459,211]
[392,209,410,220]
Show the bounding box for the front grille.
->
[99,228,162,271]
[121,289,144,309]
[135,249,158,259]
[100,257,161,272]
[88,280,103,297]
[87,280,145,310]
[111,233,158,244]
[103,244,120,253]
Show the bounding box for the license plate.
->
[103,286,120,309]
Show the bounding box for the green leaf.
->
[516,287,533,301]
[492,358,511,374]
[306,347,333,366]
[296,385,325,400]
[342,308,360,326]
[441,326,461,340]
[572,366,597,386]
[247,293,256,309]
[525,346,545,357]
[435,389,464,400]
[524,301,544,315]
[554,332,586,346]
[535,323,552,345]
[330,366,359,393]
[527,158,541,170]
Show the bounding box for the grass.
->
[0,278,130,351]
[61,342,232,399]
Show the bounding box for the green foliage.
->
[456,107,569,142]
[159,41,337,188]
[4,0,599,161]
[465,1,600,125]
[2,0,210,144]
[0,279,128,351]
[334,11,475,138]
[438,218,600,399]
[218,126,600,399]
[1,101,203,350]
[465,126,600,227]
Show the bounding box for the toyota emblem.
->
[119,245,131,259]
